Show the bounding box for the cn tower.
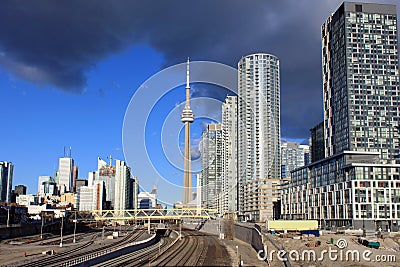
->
[181,58,194,205]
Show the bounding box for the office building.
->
[114,160,131,211]
[282,2,400,230]
[238,53,281,221]
[96,157,116,209]
[201,124,223,211]
[38,176,52,194]
[14,185,27,196]
[11,184,27,203]
[16,194,39,206]
[137,185,157,209]
[76,181,105,212]
[72,166,78,193]
[75,179,88,189]
[221,96,238,214]
[0,161,13,203]
[129,176,139,210]
[39,178,58,196]
[58,157,74,193]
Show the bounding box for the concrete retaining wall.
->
[234,223,263,253]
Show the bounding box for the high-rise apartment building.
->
[0,161,13,203]
[201,124,223,211]
[322,2,399,159]
[58,157,74,193]
[238,53,281,221]
[310,122,325,163]
[221,96,238,214]
[114,160,131,211]
[282,2,400,231]
[281,142,308,179]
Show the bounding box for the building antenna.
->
[70,146,72,158]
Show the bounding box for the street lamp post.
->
[179,219,182,240]
[60,213,64,247]
[40,213,44,239]
[73,212,77,243]
[1,207,11,227]
[7,207,10,227]
[235,245,238,259]
[362,206,366,237]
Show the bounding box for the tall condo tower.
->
[181,58,195,205]
[322,2,399,159]
[238,53,281,221]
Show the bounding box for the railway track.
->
[92,237,174,267]
[149,230,206,266]
[16,227,146,267]
[150,229,231,266]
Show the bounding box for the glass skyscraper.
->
[0,161,13,203]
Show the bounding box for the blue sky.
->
[0,0,398,205]
[0,44,165,193]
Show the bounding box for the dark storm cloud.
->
[0,0,399,138]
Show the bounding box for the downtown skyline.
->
[1,0,399,205]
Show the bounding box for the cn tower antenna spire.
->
[181,57,194,206]
[186,57,190,89]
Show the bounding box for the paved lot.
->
[269,232,400,267]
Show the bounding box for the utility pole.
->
[73,211,77,243]
[40,213,44,239]
[179,219,182,240]
[60,213,64,247]
[7,207,10,227]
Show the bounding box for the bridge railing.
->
[71,208,217,221]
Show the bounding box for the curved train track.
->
[92,237,173,267]
[150,229,230,266]
[16,227,146,267]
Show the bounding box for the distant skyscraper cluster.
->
[0,149,144,218]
